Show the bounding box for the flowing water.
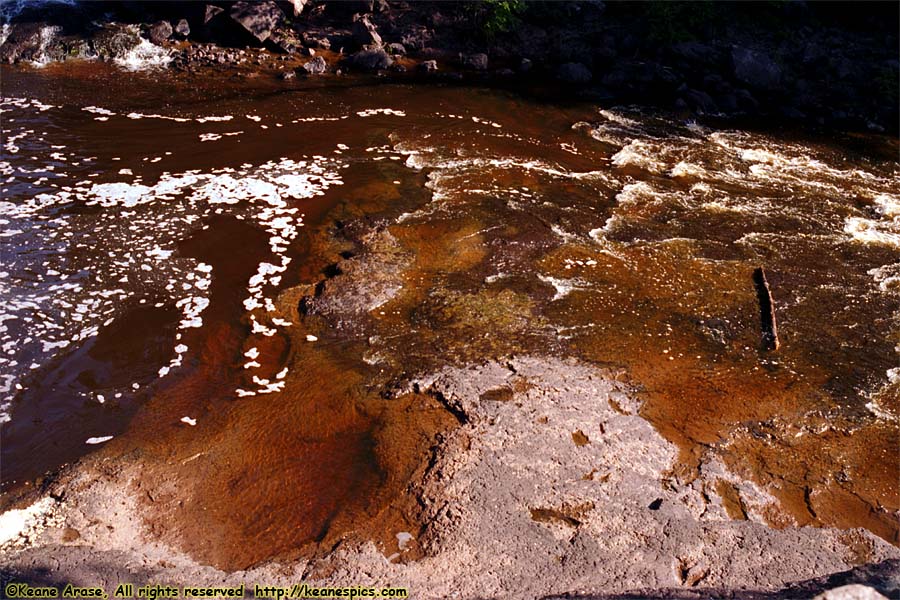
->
[1,63,898,567]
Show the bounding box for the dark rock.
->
[349,47,392,71]
[374,0,390,12]
[203,4,224,25]
[389,63,406,73]
[174,19,190,39]
[148,20,173,45]
[731,46,782,91]
[418,59,438,73]
[328,1,374,17]
[268,29,299,53]
[514,24,549,58]
[702,73,728,94]
[682,88,718,114]
[401,28,430,52]
[460,53,488,71]
[735,88,760,112]
[557,62,592,84]
[302,55,327,74]
[496,68,514,77]
[0,23,46,63]
[229,1,284,44]
[671,41,721,68]
[716,93,739,113]
[386,42,406,56]
[519,57,533,73]
[779,106,806,120]
[302,33,331,50]
[91,24,142,61]
[352,15,382,48]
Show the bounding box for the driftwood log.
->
[752,267,780,351]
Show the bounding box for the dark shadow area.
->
[2,1,897,133]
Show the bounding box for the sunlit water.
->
[1,65,897,560]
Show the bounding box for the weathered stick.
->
[752,267,780,351]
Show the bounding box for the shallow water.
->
[1,63,897,565]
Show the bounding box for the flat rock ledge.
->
[1,357,898,599]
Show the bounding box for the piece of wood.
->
[752,267,780,351]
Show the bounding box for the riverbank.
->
[1,1,898,134]
[2,356,898,598]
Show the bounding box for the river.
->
[1,62,898,567]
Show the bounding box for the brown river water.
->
[1,63,898,568]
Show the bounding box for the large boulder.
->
[348,47,392,71]
[352,14,382,48]
[731,45,783,91]
[229,1,284,44]
[148,20,173,45]
[556,62,592,83]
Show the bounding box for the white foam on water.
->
[538,275,587,301]
[357,108,406,117]
[28,26,61,68]
[868,264,900,294]
[670,161,705,179]
[844,217,900,249]
[611,140,665,173]
[2,98,346,417]
[0,497,56,547]
[114,36,172,71]
[85,435,113,444]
